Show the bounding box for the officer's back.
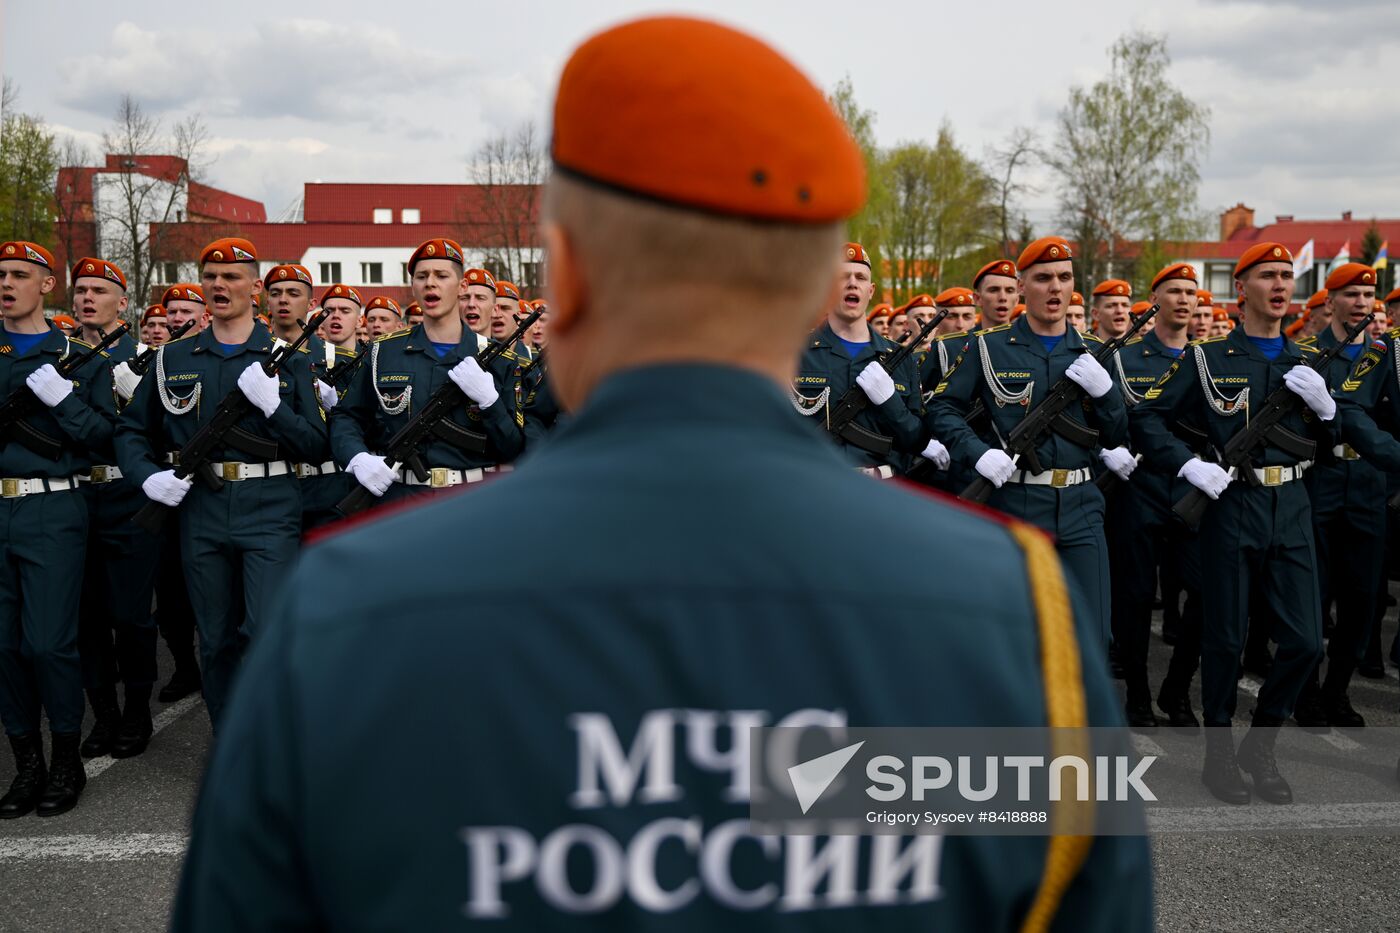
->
[172,16,1150,932]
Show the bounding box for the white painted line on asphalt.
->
[1237,675,1364,750]
[1238,675,1262,698]
[1131,733,1167,758]
[0,832,187,861]
[84,694,203,781]
[1148,801,1400,833]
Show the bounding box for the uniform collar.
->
[403,322,476,362]
[1140,328,1188,357]
[191,320,275,356]
[1225,322,1304,363]
[0,324,68,358]
[810,320,896,360]
[1007,314,1083,359]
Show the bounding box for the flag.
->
[1330,239,1351,273]
[1292,239,1315,280]
[1374,241,1389,270]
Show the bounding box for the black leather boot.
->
[0,733,46,819]
[1322,661,1365,728]
[158,660,202,703]
[1201,728,1250,805]
[1157,684,1200,731]
[1124,679,1158,729]
[1238,719,1292,804]
[81,686,122,758]
[111,685,154,759]
[1292,678,1330,732]
[36,732,87,817]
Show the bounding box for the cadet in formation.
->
[173,16,1150,931]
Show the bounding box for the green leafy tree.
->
[1045,32,1210,286]
[0,79,59,245]
[829,77,887,273]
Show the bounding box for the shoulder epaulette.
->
[68,337,96,351]
[934,329,970,343]
[981,322,1013,335]
[1195,334,1229,346]
[167,330,197,345]
[1297,342,1320,354]
[1294,335,1317,347]
[499,348,522,364]
[374,330,410,344]
[296,344,311,354]
[1123,335,1143,346]
[1081,332,1106,345]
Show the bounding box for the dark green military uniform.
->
[172,364,1150,932]
[299,342,361,530]
[1131,327,1330,727]
[929,315,1129,645]
[76,330,162,735]
[0,327,115,740]
[330,324,524,501]
[793,321,924,475]
[519,353,561,449]
[114,323,326,727]
[1111,330,1205,723]
[905,331,973,489]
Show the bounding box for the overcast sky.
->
[4,0,1399,235]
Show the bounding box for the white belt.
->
[399,464,512,488]
[1332,444,1361,462]
[293,460,339,478]
[1,476,82,498]
[1229,462,1311,487]
[1007,467,1092,487]
[206,461,292,481]
[81,465,124,484]
[857,465,896,480]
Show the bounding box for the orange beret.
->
[934,287,975,307]
[1093,279,1131,298]
[531,298,549,310]
[495,280,521,301]
[552,16,863,223]
[264,264,314,290]
[51,314,77,328]
[1233,241,1291,278]
[405,301,422,315]
[1130,301,1151,315]
[162,284,205,305]
[973,259,1017,288]
[1212,308,1231,322]
[1304,289,1327,310]
[843,242,871,267]
[409,238,463,272]
[1151,262,1197,291]
[866,302,892,321]
[1196,289,1213,307]
[1017,236,1073,271]
[71,257,127,290]
[1324,262,1378,291]
[1375,299,1387,313]
[902,293,936,312]
[0,241,56,271]
[320,284,363,307]
[464,268,497,291]
[1011,303,1026,318]
[1385,287,1400,304]
[141,304,166,325]
[364,296,401,316]
[1070,292,1084,306]
[200,237,257,265]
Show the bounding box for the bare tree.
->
[96,95,210,303]
[989,127,1037,259]
[464,122,546,289]
[52,136,94,287]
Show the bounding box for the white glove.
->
[920,438,950,470]
[142,470,192,507]
[316,379,339,411]
[448,357,500,408]
[112,361,141,402]
[1065,354,1113,399]
[1178,458,1232,500]
[25,364,72,408]
[856,362,896,406]
[1283,365,1335,421]
[1099,446,1138,481]
[975,448,1016,488]
[346,452,398,497]
[237,363,281,418]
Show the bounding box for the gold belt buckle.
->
[90,465,108,483]
[222,462,242,482]
[1263,465,1283,486]
[430,467,449,488]
[1051,468,1069,488]
[1,478,18,498]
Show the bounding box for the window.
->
[401,208,420,224]
[372,208,392,224]
[361,262,383,284]
[161,262,179,283]
[521,261,544,289]
[1207,265,1232,297]
[401,262,410,285]
[320,262,342,283]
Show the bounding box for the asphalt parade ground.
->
[2,603,1400,931]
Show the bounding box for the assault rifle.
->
[337,307,544,516]
[824,309,947,458]
[328,343,372,389]
[960,304,1159,504]
[132,310,329,533]
[1173,312,1374,530]
[0,323,129,460]
[128,321,195,377]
